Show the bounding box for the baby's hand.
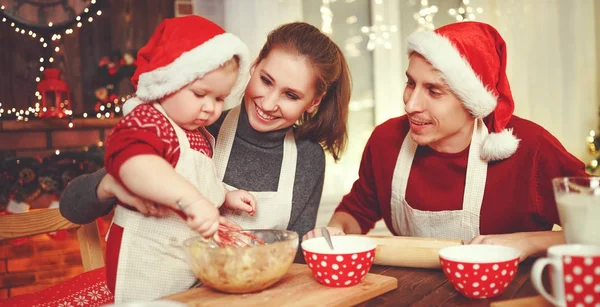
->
[224,190,257,216]
[179,198,220,238]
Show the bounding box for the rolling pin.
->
[354,235,462,269]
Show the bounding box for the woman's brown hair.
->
[255,22,351,161]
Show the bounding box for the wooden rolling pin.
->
[354,235,462,269]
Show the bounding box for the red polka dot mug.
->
[301,235,376,287]
[531,244,600,307]
[439,244,521,299]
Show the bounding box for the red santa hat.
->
[406,21,519,161]
[122,15,250,115]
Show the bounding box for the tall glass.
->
[552,177,600,246]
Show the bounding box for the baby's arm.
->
[104,106,219,236]
[118,155,220,236]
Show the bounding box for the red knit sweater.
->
[336,115,587,235]
[104,104,212,182]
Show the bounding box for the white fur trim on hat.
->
[122,96,146,116]
[407,31,497,118]
[481,128,520,161]
[134,32,250,112]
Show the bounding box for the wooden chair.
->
[0,208,113,306]
[0,207,105,271]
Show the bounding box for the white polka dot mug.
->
[438,244,521,299]
[301,235,376,287]
[531,244,600,307]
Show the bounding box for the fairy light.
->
[1,2,105,104]
[320,0,334,35]
[413,0,438,31]
[1,1,132,123]
[449,0,483,22]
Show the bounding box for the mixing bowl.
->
[439,244,521,299]
[301,235,377,287]
[182,229,298,294]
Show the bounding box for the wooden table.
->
[168,257,551,306]
[356,258,548,306]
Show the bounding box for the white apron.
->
[112,102,225,302]
[213,104,296,230]
[390,118,488,243]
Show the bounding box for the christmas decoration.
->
[92,49,137,116]
[448,0,483,22]
[37,68,72,119]
[360,0,398,50]
[0,0,106,111]
[0,144,105,214]
[586,124,600,174]
[413,0,438,32]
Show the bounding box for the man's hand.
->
[468,231,565,261]
[96,173,169,217]
[302,227,345,242]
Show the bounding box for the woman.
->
[60,22,352,242]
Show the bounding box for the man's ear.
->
[307,92,326,114]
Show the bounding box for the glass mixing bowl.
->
[182,229,298,294]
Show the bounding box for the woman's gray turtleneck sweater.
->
[59,104,326,238]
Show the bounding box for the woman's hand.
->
[468,231,565,261]
[97,173,169,217]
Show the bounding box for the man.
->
[305,21,587,260]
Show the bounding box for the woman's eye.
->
[285,92,299,100]
[260,76,272,85]
[194,93,205,98]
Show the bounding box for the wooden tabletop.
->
[356,258,548,306]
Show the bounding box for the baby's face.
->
[161,65,238,131]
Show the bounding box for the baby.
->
[102,16,253,302]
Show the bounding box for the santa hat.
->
[122,15,250,115]
[406,22,520,161]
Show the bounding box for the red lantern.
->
[37,68,72,119]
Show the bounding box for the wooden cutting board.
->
[163,264,398,306]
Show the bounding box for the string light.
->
[1,2,105,101]
[320,0,335,35]
[0,95,131,122]
[413,0,438,31]
[449,0,483,22]
[361,0,398,51]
